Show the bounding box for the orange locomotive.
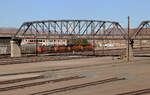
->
[37,45,93,53]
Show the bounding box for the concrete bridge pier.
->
[10,40,21,57]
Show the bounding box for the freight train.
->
[37,45,93,53]
[21,38,93,53]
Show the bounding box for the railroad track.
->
[0,47,150,65]
[0,76,85,92]
[117,88,150,95]
[0,55,94,65]
[30,77,126,95]
[0,61,120,77]
[1,56,150,78]
[0,76,44,85]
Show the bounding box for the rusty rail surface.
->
[117,88,150,95]
[31,77,126,95]
[0,76,44,85]
[0,76,85,92]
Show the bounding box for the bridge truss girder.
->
[14,20,127,40]
[132,21,150,40]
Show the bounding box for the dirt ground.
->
[0,56,150,95]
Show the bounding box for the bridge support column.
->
[10,40,21,57]
[126,43,133,61]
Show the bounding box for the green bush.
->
[68,39,90,46]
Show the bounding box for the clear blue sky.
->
[0,0,150,28]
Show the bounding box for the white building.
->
[21,39,67,46]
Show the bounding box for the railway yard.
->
[0,19,150,95]
[0,54,149,95]
[1,0,150,94]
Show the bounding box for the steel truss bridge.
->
[13,20,150,41]
[131,21,150,40]
[9,19,150,57]
[14,20,128,40]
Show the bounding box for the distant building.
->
[21,38,67,46]
[0,37,11,54]
[0,37,11,45]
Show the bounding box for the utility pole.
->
[35,24,38,56]
[127,16,130,62]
